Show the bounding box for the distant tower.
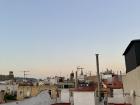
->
[9,71,14,80]
[70,71,74,81]
[81,69,83,75]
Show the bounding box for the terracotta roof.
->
[103,75,123,89]
[51,103,70,105]
[70,86,96,92]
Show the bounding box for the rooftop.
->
[123,39,140,55]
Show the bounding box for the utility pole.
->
[96,54,101,102]
[21,71,30,82]
[20,70,29,98]
[75,70,78,88]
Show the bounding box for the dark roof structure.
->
[123,39,140,55]
[123,39,140,73]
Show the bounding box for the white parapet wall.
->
[73,91,95,105]
[60,89,70,103]
[108,89,125,104]
[1,90,51,105]
[0,84,18,95]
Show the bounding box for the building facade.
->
[123,39,140,105]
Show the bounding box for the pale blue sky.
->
[0,0,140,78]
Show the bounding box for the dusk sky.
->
[0,0,140,78]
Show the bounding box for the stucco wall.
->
[108,89,125,104]
[73,91,95,105]
[60,89,70,103]
[123,66,140,105]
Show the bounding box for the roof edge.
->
[123,39,140,55]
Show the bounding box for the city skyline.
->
[0,0,140,78]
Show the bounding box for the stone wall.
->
[17,85,57,101]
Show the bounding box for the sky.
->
[0,0,140,78]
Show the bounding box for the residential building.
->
[0,71,14,81]
[123,39,140,105]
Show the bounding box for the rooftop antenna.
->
[75,66,84,88]
[21,71,30,82]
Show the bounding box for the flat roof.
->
[123,39,140,55]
